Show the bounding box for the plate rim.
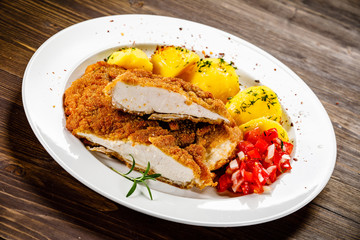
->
[22,14,337,227]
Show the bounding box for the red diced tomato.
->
[267,165,277,183]
[241,182,251,195]
[217,127,293,196]
[243,170,253,182]
[272,151,282,171]
[247,149,261,160]
[239,161,246,171]
[238,141,254,154]
[244,127,261,144]
[255,138,269,154]
[253,163,269,185]
[261,161,272,169]
[250,183,264,194]
[263,128,278,143]
[217,174,232,192]
[283,142,294,155]
[244,160,256,172]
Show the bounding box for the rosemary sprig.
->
[110,154,161,200]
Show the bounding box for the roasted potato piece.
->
[151,46,200,77]
[180,58,240,103]
[226,86,282,125]
[239,117,289,142]
[107,48,153,72]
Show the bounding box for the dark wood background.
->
[1,0,359,239]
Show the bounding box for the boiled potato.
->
[239,117,289,142]
[180,58,240,103]
[151,46,200,77]
[107,48,153,72]
[226,86,282,125]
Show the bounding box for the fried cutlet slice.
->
[64,61,242,189]
[103,69,234,125]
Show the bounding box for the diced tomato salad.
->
[217,127,294,195]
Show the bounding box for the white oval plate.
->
[22,15,336,227]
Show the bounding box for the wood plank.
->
[242,0,360,48]
[0,0,359,239]
[0,38,34,77]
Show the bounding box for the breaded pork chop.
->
[64,61,242,189]
[104,69,234,125]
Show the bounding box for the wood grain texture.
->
[0,0,359,239]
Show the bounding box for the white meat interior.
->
[77,132,196,185]
[206,140,234,169]
[110,82,229,123]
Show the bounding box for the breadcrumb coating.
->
[104,69,235,125]
[64,61,242,189]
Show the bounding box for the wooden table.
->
[1,0,359,239]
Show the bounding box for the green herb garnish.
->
[197,59,212,72]
[111,154,161,200]
[175,46,188,52]
[105,54,112,62]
